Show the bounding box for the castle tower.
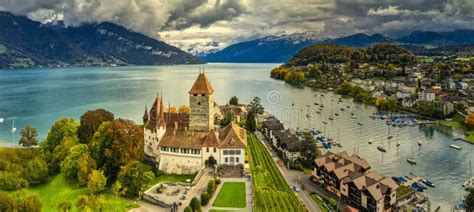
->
[189,72,215,132]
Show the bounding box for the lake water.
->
[0,63,472,209]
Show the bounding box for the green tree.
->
[57,201,72,212]
[23,157,48,185]
[112,181,123,198]
[42,118,79,153]
[20,194,42,212]
[117,161,154,197]
[245,111,257,133]
[190,197,201,212]
[220,111,234,127]
[77,109,114,144]
[50,136,78,173]
[207,179,216,194]
[229,96,239,105]
[184,206,193,212]
[90,119,144,182]
[200,192,210,206]
[466,189,474,212]
[75,195,96,211]
[61,144,96,184]
[178,105,191,114]
[19,126,38,148]
[87,170,107,194]
[77,154,97,186]
[250,97,264,114]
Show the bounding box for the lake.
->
[0,63,472,209]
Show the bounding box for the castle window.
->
[223,150,228,155]
[206,147,209,153]
[213,148,216,153]
[198,102,201,105]
[236,157,240,163]
[201,94,206,96]
[194,94,197,96]
[225,157,228,163]
[236,150,241,155]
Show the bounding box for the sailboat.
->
[11,119,16,134]
[0,117,4,123]
[368,139,373,144]
[418,139,423,146]
[407,146,416,165]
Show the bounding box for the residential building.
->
[456,82,469,90]
[418,89,436,101]
[402,97,417,108]
[439,100,454,115]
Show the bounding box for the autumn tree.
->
[87,170,107,194]
[77,109,114,144]
[50,136,78,173]
[19,126,38,148]
[117,161,154,197]
[90,119,144,182]
[57,201,72,212]
[23,157,48,186]
[61,144,96,185]
[464,113,474,130]
[178,105,191,114]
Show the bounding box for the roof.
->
[146,97,167,130]
[218,122,247,148]
[189,73,215,94]
[263,119,285,131]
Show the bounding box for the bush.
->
[207,179,216,194]
[184,206,193,212]
[288,160,304,171]
[190,197,201,212]
[200,192,210,206]
[214,177,221,185]
[327,198,338,209]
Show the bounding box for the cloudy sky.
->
[1,0,473,51]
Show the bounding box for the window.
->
[213,148,216,153]
[236,150,241,155]
[193,94,197,96]
[225,157,228,163]
[223,150,228,155]
[206,147,209,153]
[201,94,206,96]
[236,157,239,163]
[198,102,201,105]
[229,150,235,155]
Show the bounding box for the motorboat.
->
[421,178,435,187]
[388,135,393,139]
[351,115,357,119]
[407,158,417,165]
[377,146,386,152]
[328,117,334,121]
[322,120,328,124]
[357,122,363,125]
[11,119,16,134]
[418,140,423,146]
[0,117,4,123]
[368,139,373,144]
[449,144,461,150]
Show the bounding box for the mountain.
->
[397,29,474,45]
[201,29,474,63]
[0,11,202,69]
[202,32,321,63]
[174,40,224,58]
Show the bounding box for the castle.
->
[143,72,247,174]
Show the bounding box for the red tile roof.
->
[188,73,215,94]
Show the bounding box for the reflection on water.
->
[0,63,472,209]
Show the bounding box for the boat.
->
[334,113,339,116]
[388,135,393,139]
[351,115,357,119]
[357,122,363,125]
[421,178,435,187]
[407,158,417,165]
[314,102,319,106]
[417,140,423,146]
[368,139,373,144]
[449,144,461,150]
[396,142,400,147]
[322,120,328,124]
[377,146,386,152]
[328,117,334,121]
[340,108,345,111]
[0,117,4,123]
[463,162,473,190]
[306,114,310,118]
[11,119,16,134]
[347,106,350,108]
[316,111,321,114]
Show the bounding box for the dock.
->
[402,176,423,187]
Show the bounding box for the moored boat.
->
[407,158,417,165]
[449,144,461,150]
[377,146,386,152]
[357,122,363,125]
[421,178,435,187]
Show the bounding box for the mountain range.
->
[201,29,474,63]
[0,11,202,69]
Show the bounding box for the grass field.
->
[22,174,137,212]
[247,134,305,212]
[212,182,246,208]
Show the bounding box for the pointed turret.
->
[189,73,214,94]
[143,106,149,124]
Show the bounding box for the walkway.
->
[202,177,252,212]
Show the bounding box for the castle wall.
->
[189,93,215,131]
[144,126,166,164]
[202,146,220,165]
[158,151,203,174]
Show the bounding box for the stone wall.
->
[189,93,215,131]
[158,152,203,174]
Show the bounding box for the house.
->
[372,91,383,99]
[402,97,417,108]
[143,73,247,174]
[418,89,436,101]
[431,86,442,94]
[262,118,285,143]
[363,85,375,92]
[272,129,304,161]
[439,100,454,115]
[352,78,363,85]
[220,105,247,122]
[446,81,456,91]
[312,151,399,212]
[396,90,411,100]
[373,80,385,88]
[456,82,469,90]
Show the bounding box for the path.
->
[202,177,252,212]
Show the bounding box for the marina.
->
[0,63,472,210]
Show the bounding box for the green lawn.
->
[146,173,196,190]
[440,120,463,128]
[22,174,137,211]
[212,182,246,208]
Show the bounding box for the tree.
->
[207,179,216,194]
[112,181,123,198]
[178,105,191,114]
[20,194,42,212]
[245,111,257,133]
[117,161,154,197]
[184,206,193,212]
[23,157,48,185]
[61,144,96,184]
[87,170,107,194]
[229,96,239,105]
[220,111,234,127]
[464,113,474,130]
[18,126,38,148]
[90,119,144,182]
[208,156,217,167]
[50,136,78,173]
[77,109,114,144]
[250,97,264,114]
[58,201,72,212]
[200,192,210,206]
[42,118,79,153]
[190,197,201,212]
[466,189,474,212]
[75,195,97,211]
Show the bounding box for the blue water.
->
[0,63,472,209]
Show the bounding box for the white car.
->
[293,185,300,192]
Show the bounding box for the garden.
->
[247,134,305,212]
[212,182,246,208]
